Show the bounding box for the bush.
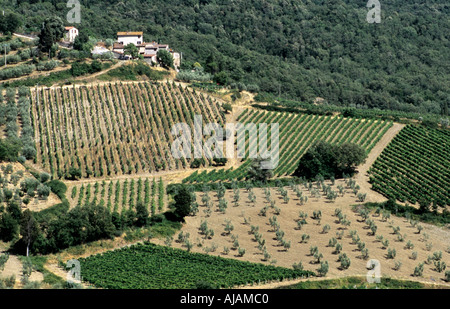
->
[413,263,424,277]
[46,179,67,200]
[294,141,367,179]
[339,253,351,269]
[37,184,51,199]
[0,138,22,162]
[317,261,329,277]
[176,70,213,82]
[0,64,35,80]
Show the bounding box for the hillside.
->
[4,0,450,116]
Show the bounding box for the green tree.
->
[0,212,19,242]
[72,31,90,51]
[20,210,40,257]
[157,49,174,69]
[38,17,65,54]
[222,103,233,114]
[246,157,273,183]
[173,185,193,221]
[124,43,139,59]
[0,138,22,162]
[135,202,149,227]
[214,71,229,85]
[0,12,22,34]
[294,141,367,179]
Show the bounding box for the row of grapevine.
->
[369,125,450,207]
[31,81,225,179]
[183,109,392,183]
[69,177,165,215]
[78,242,314,289]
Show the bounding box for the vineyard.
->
[183,109,393,183]
[31,81,225,179]
[78,242,314,289]
[67,177,166,215]
[369,125,450,207]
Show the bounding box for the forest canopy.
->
[3,0,450,116]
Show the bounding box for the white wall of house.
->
[65,28,79,42]
[118,34,143,46]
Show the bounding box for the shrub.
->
[387,248,396,259]
[334,243,342,254]
[434,261,446,273]
[445,271,450,282]
[301,234,310,243]
[394,260,402,271]
[405,240,414,250]
[339,253,351,269]
[321,224,331,234]
[413,263,424,277]
[317,261,329,277]
[40,172,51,183]
[36,184,51,199]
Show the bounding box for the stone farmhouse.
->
[113,31,181,69]
[64,26,79,43]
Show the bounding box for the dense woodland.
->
[1,0,449,116]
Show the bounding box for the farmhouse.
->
[64,26,79,42]
[117,31,144,46]
[113,31,181,69]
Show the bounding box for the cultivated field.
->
[153,179,450,286]
[369,125,450,207]
[30,81,225,179]
[66,177,167,214]
[183,109,393,183]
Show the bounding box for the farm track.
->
[355,122,406,203]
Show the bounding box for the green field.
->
[369,125,450,207]
[78,242,314,289]
[183,109,393,183]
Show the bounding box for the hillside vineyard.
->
[31,82,225,179]
[183,110,393,183]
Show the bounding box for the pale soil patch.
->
[0,254,44,288]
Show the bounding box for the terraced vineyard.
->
[67,177,166,214]
[183,109,393,183]
[31,81,225,179]
[369,125,450,207]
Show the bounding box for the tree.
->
[157,49,174,69]
[294,141,367,179]
[124,43,139,59]
[246,157,273,183]
[0,212,19,242]
[36,183,50,199]
[0,12,22,34]
[214,71,229,85]
[135,202,149,227]
[222,103,233,114]
[67,167,82,180]
[0,138,22,162]
[335,143,367,173]
[72,31,90,51]
[173,185,193,221]
[38,17,65,53]
[20,210,40,257]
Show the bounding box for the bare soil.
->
[153,180,450,287]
